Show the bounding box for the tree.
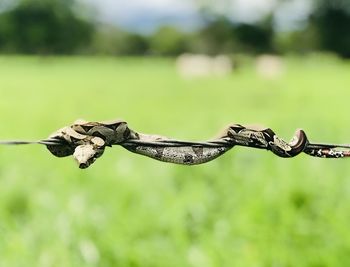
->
[149,26,189,56]
[310,1,350,58]
[233,22,274,54]
[188,16,274,55]
[193,17,235,55]
[0,0,94,54]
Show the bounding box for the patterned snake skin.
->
[43,119,350,169]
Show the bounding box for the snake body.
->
[1,118,350,168]
[41,119,350,169]
[122,138,231,165]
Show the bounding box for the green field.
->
[1,55,350,267]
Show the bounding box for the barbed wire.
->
[1,119,350,169]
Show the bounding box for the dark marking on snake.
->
[184,154,194,164]
[155,147,164,159]
[123,127,131,140]
[1,118,343,169]
[192,146,204,157]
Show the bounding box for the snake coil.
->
[39,119,350,168]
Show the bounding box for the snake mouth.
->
[78,155,100,169]
[78,156,97,169]
[79,163,89,169]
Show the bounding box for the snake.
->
[35,119,350,169]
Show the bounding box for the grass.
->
[0,55,350,267]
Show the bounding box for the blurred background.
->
[1,0,350,266]
[0,0,349,57]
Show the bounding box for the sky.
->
[1,0,312,33]
[81,0,278,22]
[81,0,281,32]
[79,0,312,33]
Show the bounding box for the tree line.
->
[0,0,349,58]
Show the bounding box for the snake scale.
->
[29,119,350,168]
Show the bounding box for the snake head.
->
[73,144,105,169]
[73,136,106,169]
[46,124,107,168]
[269,129,308,157]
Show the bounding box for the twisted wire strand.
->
[0,138,65,146]
[1,120,350,168]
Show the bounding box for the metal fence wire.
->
[1,119,350,169]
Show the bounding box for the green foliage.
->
[233,22,274,54]
[274,25,320,54]
[90,27,149,55]
[310,1,350,58]
[0,0,94,54]
[186,17,274,55]
[1,56,350,266]
[273,0,350,57]
[149,26,189,56]
[191,17,235,55]
[122,34,149,55]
